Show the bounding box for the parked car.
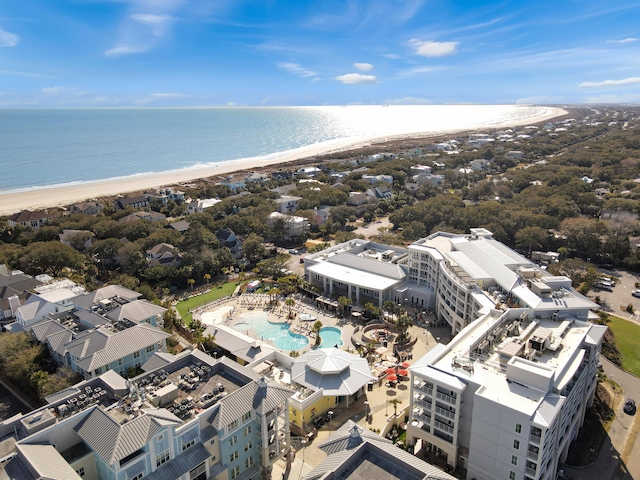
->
[632,290,640,298]
[624,398,636,415]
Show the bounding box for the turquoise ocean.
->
[0,105,553,194]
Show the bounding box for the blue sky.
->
[1,0,639,106]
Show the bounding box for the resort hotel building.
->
[305,228,606,480]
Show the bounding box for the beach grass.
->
[607,315,640,377]
[176,282,238,326]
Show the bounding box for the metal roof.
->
[144,442,211,480]
[106,299,166,323]
[14,444,82,480]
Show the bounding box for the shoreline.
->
[0,106,567,216]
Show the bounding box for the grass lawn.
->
[607,315,640,377]
[176,282,239,326]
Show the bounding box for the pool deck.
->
[186,292,454,479]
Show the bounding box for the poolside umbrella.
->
[397,369,409,377]
[401,361,410,368]
[385,368,396,375]
[387,374,398,382]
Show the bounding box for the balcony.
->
[525,466,537,477]
[435,406,455,420]
[436,392,456,404]
[529,433,541,445]
[434,419,454,435]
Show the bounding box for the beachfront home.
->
[66,201,103,215]
[186,197,222,215]
[113,195,149,210]
[1,350,295,480]
[245,172,269,184]
[7,209,54,230]
[217,175,245,192]
[295,166,322,177]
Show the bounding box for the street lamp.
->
[300,439,306,477]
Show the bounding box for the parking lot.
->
[590,269,640,321]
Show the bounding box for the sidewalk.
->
[272,323,449,479]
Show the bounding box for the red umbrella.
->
[387,374,398,382]
[397,369,409,377]
[385,368,396,375]
[401,361,410,368]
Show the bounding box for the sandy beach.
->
[0,106,566,216]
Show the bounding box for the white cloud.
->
[335,73,377,85]
[105,44,147,57]
[606,37,638,44]
[277,62,317,78]
[409,39,459,57]
[579,77,640,88]
[0,28,19,47]
[353,62,373,71]
[383,53,401,59]
[130,13,173,37]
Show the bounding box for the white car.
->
[632,290,640,298]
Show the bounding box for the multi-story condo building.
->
[408,309,606,480]
[1,350,294,480]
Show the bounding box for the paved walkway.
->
[271,322,454,480]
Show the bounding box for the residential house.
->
[413,173,445,187]
[217,175,245,192]
[66,202,103,215]
[215,228,244,260]
[361,174,393,185]
[270,170,294,181]
[366,185,393,200]
[7,210,54,230]
[312,206,332,226]
[166,219,190,234]
[345,192,371,216]
[469,158,491,171]
[59,229,94,250]
[187,198,222,215]
[505,150,525,161]
[295,166,322,177]
[118,211,166,223]
[146,243,181,267]
[274,195,302,214]
[0,264,42,324]
[268,212,309,241]
[244,172,269,184]
[113,196,149,211]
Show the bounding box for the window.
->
[189,462,206,480]
[182,438,196,451]
[129,474,143,480]
[117,358,122,366]
[133,351,140,359]
[515,423,522,433]
[157,434,164,442]
[228,420,238,431]
[155,450,170,467]
[231,466,240,479]
[511,455,518,465]
[242,411,252,422]
[509,472,516,480]
[245,441,253,452]
[513,439,520,450]
[76,467,85,477]
[229,435,238,446]
[244,426,252,436]
[229,450,239,462]
[146,345,154,353]
[245,456,254,468]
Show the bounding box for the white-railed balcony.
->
[436,391,456,405]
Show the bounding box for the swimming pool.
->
[319,326,343,348]
[238,311,308,351]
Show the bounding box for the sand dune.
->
[0,107,566,216]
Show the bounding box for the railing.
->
[527,449,539,461]
[434,419,454,435]
[525,466,537,477]
[436,392,456,404]
[529,433,541,445]
[435,406,455,420]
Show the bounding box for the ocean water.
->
[0,105,552,193]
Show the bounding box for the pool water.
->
[319,326,343,348]
[238,311,308,351]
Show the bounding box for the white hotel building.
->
[305,229,605,480]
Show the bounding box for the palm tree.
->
[285,298,296,319]
[289,350,300,358]
[187,278,195,290]
[337,296,352,317]
[268,287,280,306]
[395,313,413,342]
[389,398,402,417]
[312,320,323,347]
[204,273,211,284]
